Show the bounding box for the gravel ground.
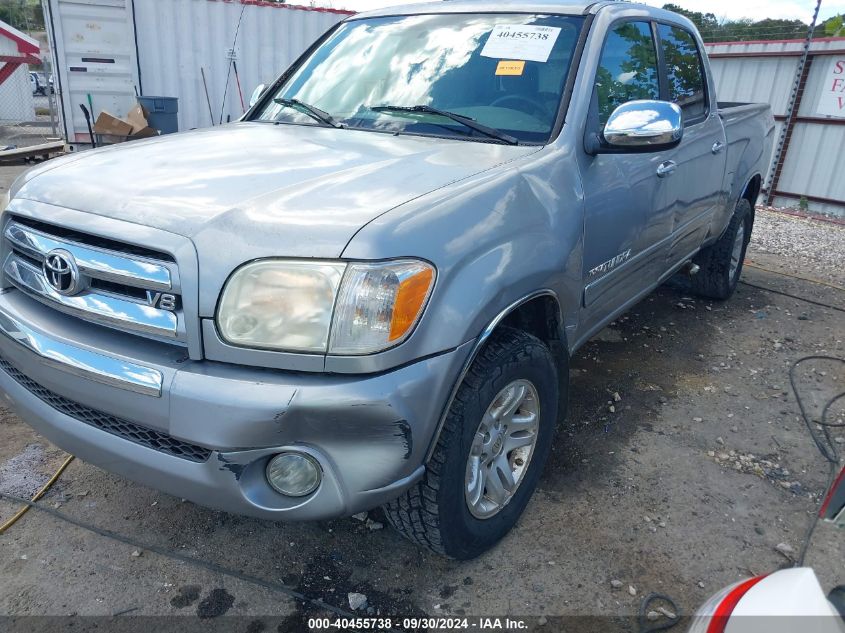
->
[748,208,845,287]
[0,163,843,628]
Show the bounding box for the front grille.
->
[2,217,185,343]
[9,215,175,262]
[0,356,211,463]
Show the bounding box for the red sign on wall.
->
[818,57,845,118]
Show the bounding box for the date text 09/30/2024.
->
[308,617,530,630]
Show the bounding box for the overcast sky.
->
[331,0,845,23]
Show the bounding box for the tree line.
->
[662,4,845,42]
[0,0,43,32]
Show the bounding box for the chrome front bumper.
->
[0,290,471,520]
[0,302,162,396]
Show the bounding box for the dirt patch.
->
[170,584,202,609]
[196,588,235,618]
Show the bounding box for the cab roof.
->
[350,1,661,19]
[348,1,698,37]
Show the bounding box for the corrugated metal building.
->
[44,0,352,146]
[706,38,845,217]
[0,19,39,123]
[134,0,352,130]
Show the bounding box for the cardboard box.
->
[91,104,159,145]
[131,126,158,139]
[126,105,150,136]
[127,105,158,138]
[92,111,133,137]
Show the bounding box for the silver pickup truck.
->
[0,1,773,559]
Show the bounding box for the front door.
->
[578,20,674,327]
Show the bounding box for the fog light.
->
[266,452,322,497]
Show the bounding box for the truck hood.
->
[15,122,537,258]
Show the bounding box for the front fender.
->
[339,145,585,373]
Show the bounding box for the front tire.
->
[690,198,752,300]
[384,327,561,559]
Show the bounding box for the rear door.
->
[655,22,728,269]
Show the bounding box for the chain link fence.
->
[0,61,60,152]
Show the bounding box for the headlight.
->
[216,258,435,355]
[329,260,435,354]
[217,260,346,352]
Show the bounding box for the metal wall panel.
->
[133,0,349,131]
[774,122,845,215]
[707,38,845,57]
[708,56,799,117]
[706,39,845,217]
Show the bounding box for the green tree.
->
[0,0,45,32]
[661,3,824,43]
[662,4,719,34]
[823,15,844,37]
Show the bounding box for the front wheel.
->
[384,327,561,559]
[690,198,752,300]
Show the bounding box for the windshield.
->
[252,13,584,144]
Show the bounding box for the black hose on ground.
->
[638,593,681,632]
[788,356,844,567]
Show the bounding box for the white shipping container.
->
[43,0,352,150]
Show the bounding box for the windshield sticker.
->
[481,25,561,63]
[495,60,526,76]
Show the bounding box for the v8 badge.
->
[146,291,179,311]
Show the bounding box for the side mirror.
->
[589,100,683,154]
[249,84,267,108]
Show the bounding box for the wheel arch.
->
[741,173,762,231]
[424,290,569,462]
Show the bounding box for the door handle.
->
[656,161,677,178]
[712,141,725,154]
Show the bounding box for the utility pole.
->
[764,0,823,207]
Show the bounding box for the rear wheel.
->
[384,327,561,559]
[690,198,752,300]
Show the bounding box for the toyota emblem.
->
[42,249,81,296]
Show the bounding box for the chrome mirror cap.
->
[602,100,683,149]
[249,84,267,108]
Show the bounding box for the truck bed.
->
[716,101,776,205]
[718,102,772,114]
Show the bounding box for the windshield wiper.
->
[274,97,343,128]
[369,104,519,145]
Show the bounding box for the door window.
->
[657,24,707,121]
[594,21,660,124]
